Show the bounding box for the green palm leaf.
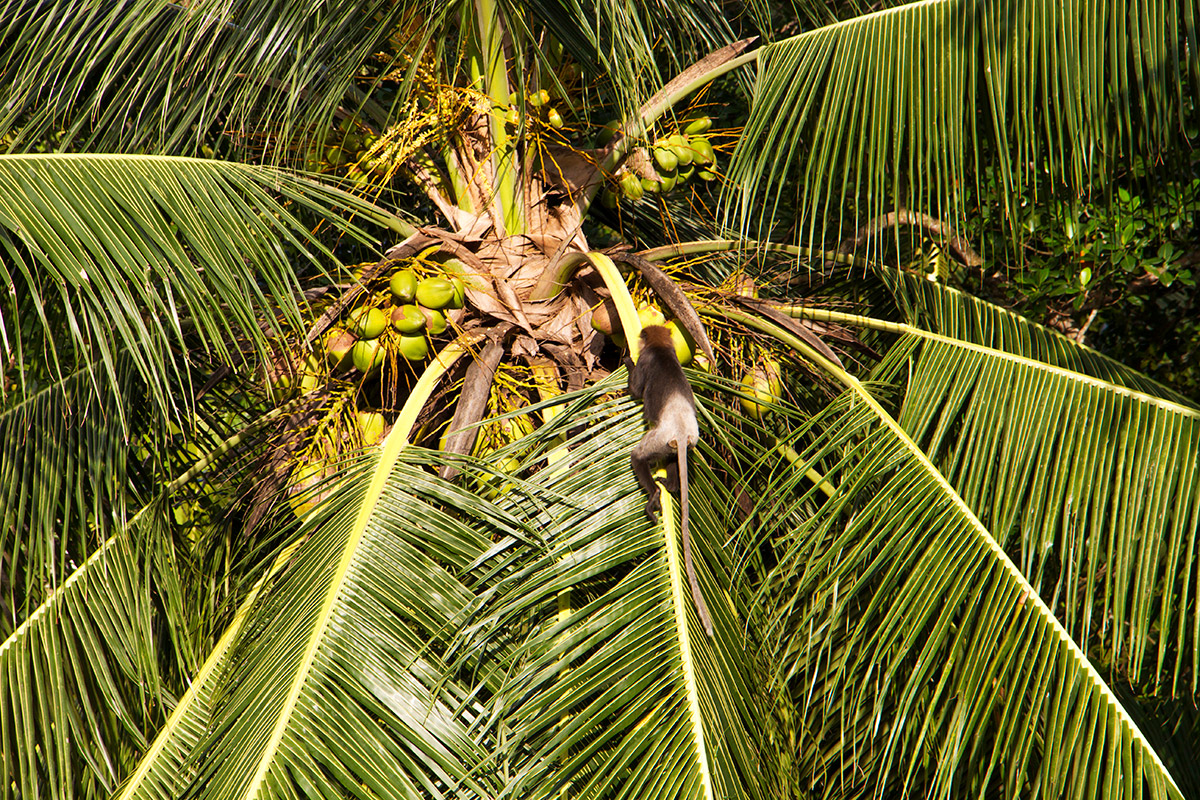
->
[180,465,504,799]
[726,268,1198,796]
[861,274,1200,694]
[453,383,769,800]
[0,154,400,415]
[0,153,403,655]
[118,359,536,798]
[877,269,1194,402]
[727,0,1199,242]
[0,364,143,629]
[0,0,410,157]
[114,553,267,800]
[0,499,184,799]
[761,385,1184,798]
[1,0,759,161]
[787,267,1200,701]
[510,0,755,120]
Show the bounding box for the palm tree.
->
[2,0,1198,798]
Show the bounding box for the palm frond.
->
[454,382,769,800]
[726,0,1199,245]
[761,384,1185,799]
[862,282,1200,697]
[876,268,1195,403]
[511,0,757,124]
[0,363,143,632]
[0,499,185,800]
[795,265,1200,696]
[115,536,301,800]
[0,154,399,417]
[0,0,411,158]
[128,438,532,799]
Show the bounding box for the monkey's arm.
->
[627,358,645,400]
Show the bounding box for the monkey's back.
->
[633,344,698,443]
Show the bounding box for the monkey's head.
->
[639,324,675,349]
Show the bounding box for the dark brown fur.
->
[628,325,713,636]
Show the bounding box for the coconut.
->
[688,136,715,165]
[324,328,356,366]
[420,307,448,335]
[287,459,329,517]
[349,306,388,339]
[449,277,466,309]
[652,142,678,172]
[637,304,667,329]
[351,338,386,374]
[590,300,618,335]
[619,171,644,200]
[667,133,692,166]
[664,320,695,366]
[739,361,783,419]
[398,334,429,362]
[416,277,456,310]
[390,269,418,302]
[357,411,387,446]
[391,304,426,334]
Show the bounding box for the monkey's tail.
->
[680,444,714,637]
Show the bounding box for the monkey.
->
[628,325,713,637]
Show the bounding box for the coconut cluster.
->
[602,116,719,207]
[304,116,380,176]
[505,87,567,130]
[283,255,469,517]
[324,257,466,377]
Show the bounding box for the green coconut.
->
[398,334,429,362]
[357,411,387,446]
[739,362,783,419]
[664,320,695,366]
[324,328,356,366]
[449,277,466,309]
[421,307,448,335]
[390,269,418,302]
[351,338,386,374]
[638,305,667,329]
[349,306,388,340]
[391,304,426,334]
[416,277,456,310]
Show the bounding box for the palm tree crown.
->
[1,1,1198,798]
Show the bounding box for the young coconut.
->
[663,320,695,366]
[420,307,448,335]
[391,304,426,334]
[351,338,386,375]
[324,328,357,367]
[357,411,388,446]
[739,360,783,419]
[390,269,418,302]
[287,459,334,518]
[416,277,456,310]
[349,306,389,339]
[397,334,430,362]
[637,304,667,329]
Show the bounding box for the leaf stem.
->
[472,0,521,235]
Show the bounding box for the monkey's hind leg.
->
[632,429,673,520]
[662,457,680,493]
[631,450,662,520]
